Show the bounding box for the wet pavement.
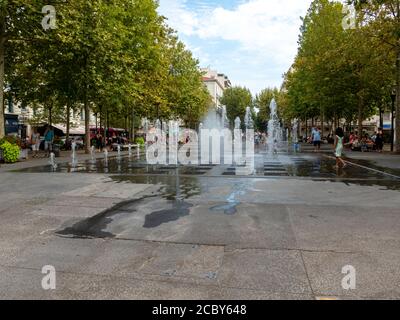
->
[16,151,400,181]
[49,150,400,249]
[2,148,400,299]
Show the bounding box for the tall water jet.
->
[90,146,96,163]
[155,119,162,131]
[244,107,254,129]
[117,144,121,159]
[267,99,282,155]
[202,107,223,130]
[292,118,300,153]
[104,149,109,167]
[128,144,132,158]
[234,117,241,130]
[71,142,77,166]
[49,152,57,170]
[143,118,149,157]
[221,105,229,129]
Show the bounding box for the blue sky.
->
[158,0,313,95]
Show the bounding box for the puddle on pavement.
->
[56,176,254,238]
[143,200,193,228]
[209,181,250,215]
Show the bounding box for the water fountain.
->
[221,105,229,129]
[90,146,96,163]
[117,144,121,159]
[202,107,223,130]
[267,99,282,155]
[244,107,254,129]
[104,149,109,167]
[128,144,132,158]
[155,119,162,131]
[292,119,300,153]
[143,118,149,157]
[49,152,57,170]
[71,142,78,166]
[236,107,254,175]
[234,117,241,130]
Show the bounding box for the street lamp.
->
[391,89,396,152]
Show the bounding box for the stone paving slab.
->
[29,205,109,219]
[5,236,224,285]
[288,205,400,253]
[62,182,153,199]
[45,196,120,209]
[0,265,314,300]
[302,251,400,299]
[249,179,400,207]
[0,266,214,300]
[218,249,311,295]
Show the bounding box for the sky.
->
[158,0,313,95]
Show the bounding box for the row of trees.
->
[0,0,211,152]
[283,0,400,151]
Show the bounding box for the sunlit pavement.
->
[0,147,399,300]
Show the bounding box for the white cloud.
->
[159,0,312,93]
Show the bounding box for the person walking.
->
[375,128,384,153]
[30,128,41,158]
[312,127,322,152]
[96,133,103,152]
[334,127,346,169]
[43,125,54,157]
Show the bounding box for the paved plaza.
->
[0,146,399,300]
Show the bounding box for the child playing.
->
[334,127,347,169]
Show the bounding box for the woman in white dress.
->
[31,128,41,158]
[334,127,346,169]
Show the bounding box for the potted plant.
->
[0,140,21,163]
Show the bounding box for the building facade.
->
[201,67,231,111]
[4,97,96,139]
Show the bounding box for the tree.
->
[254,87,279,131]
[349,0,400,150]
[1,0,47,138]
[285,0,392,137]
[220,86,253,127]
[2,0,212,145]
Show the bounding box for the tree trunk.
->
[358,96,364,138]
[396,48,400,152]
[66,102,71,141]
[48,105,53,126]
[84,91,90,154]
[0,34,5,139]
[106,110,109,139]
[305,118,308,139]
[321,113,325,137]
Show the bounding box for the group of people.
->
[348,130,384,153]
[92,133,128,152]
[29,126,55,158]
[307,127,346,168]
